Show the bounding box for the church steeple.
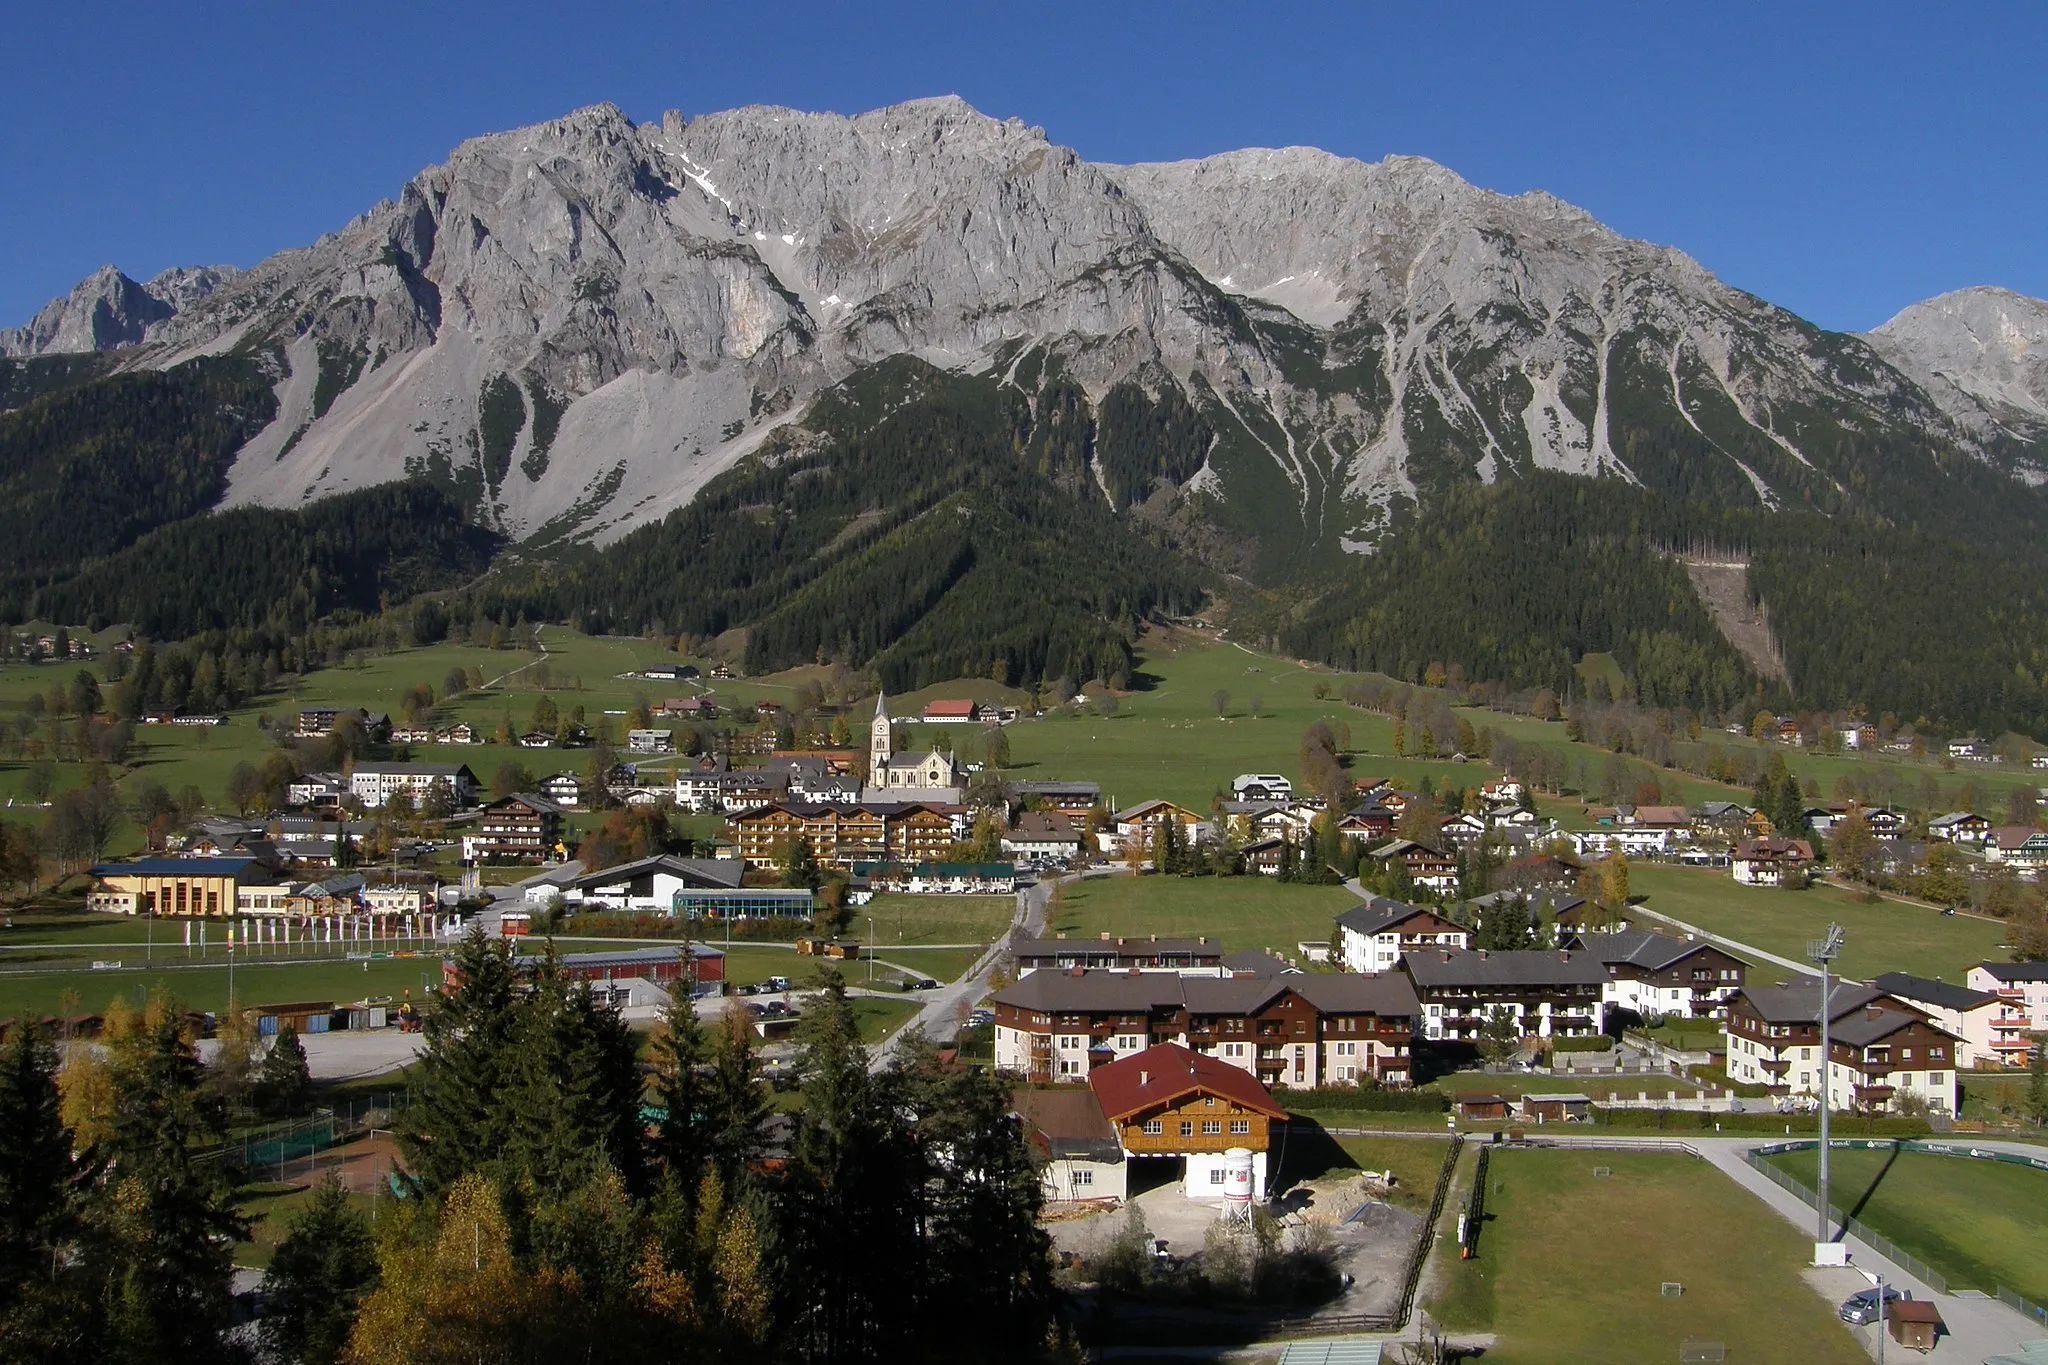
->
[869,691,893,773]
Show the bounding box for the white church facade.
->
[862,694,966,804]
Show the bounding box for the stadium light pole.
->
[1809,922,1846,1247]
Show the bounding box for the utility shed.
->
[1886,1299,1941,1353]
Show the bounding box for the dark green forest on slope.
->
[473,358,1205,691]
[0,352,280,611]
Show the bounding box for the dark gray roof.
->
[1974,961,2048,983]
[1012,936,1224,962]
[1223,949,1299,975]
[1869,972,2000,1012]
[1830,1008,1940,1048]
[1334,896,1446,936]
[1580,930,1714,971]
[1011,1088,1121,1163]
[1400,949,1609,988]
[1733,981,1888,1025]
[992,968,1417,1018]
[570,854,745,892]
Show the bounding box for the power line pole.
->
[1808,922,1845,1247]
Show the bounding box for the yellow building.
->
[88,856,268,917]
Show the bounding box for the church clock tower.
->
[870,692,893,776]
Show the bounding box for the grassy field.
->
[1426,1149,1866,1364]
[0,956,451,1020]
[865,946,982,984]
[1042,872,1357,957]
[849,995,922,1045]
[1762,1146,2048,1302]
[1268,1125,1451,1212]
[1631,864,2012,982]
[855,893,1015,947]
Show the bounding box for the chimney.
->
[1056,931,1066,939]
[1150,933,1158,943]
[1477,949,1488,960]
[1560,949,1571,962]
[1100,932,1113,941]
[1867,1006,1882,1019]
[1069,966,1084,978]
[1139,1070,1149,1087]
[1440,950,1452,962]
[1199,936,1208,945]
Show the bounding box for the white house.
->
[1232,774,1293,800]
[1870,972,2007,1069]
[1965,961,2048,1068]
[1334,896,1470,973]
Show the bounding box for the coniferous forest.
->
[0,937,1056,1365]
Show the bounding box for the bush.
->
[1283,1086,1450,1114]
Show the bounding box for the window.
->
[1210,1169,1226,1185]
[1073,1168,1093,1186]
[1231,1119,1251,1134]
[1142,1120,1162,1135]
[1202,1120,1222,1135]
[1928,1072,1945,1085]
[1336,1042,1357,1056]
[1180,1121,1194,1137]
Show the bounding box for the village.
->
[5,628,2048,1364]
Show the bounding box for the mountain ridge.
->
[9,95,2042,551]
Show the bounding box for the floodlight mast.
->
[1808,922,1846,1246]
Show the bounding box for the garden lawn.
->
[855,893,1015,947]
[1761,1147,2048,1303]
[1044,873,1359,956]
[849,996,921,1045]
[1426,1149,1865,1364]
[1631,863,2011,983]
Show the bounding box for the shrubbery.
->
[1281,1085,1451,1114]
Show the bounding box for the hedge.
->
[553,913,813,942]
[1549,1035,1618,1054]
[1589,1106,1933,1136]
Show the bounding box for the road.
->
[863,869,1081,1072]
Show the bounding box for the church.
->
[863,693,966,803]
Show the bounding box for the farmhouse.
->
[1731,836,1814,887]
[1009,779,1101,816]
[1012,1086,1126,1203]
[921,698,981,724]
[1985,826,2048,870]
[1001,810,1084,863]
[1365,838,1459,893]
[626,728,676,754]
[1110,799,1212,854]
[1334,895,1470,973]
[463,793,566,862]
[1087,1043,1288,1200]
[1927,811,1992,845]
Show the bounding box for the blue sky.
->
[3,2,2041,333]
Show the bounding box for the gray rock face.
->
[0,263,234,356]
[1865,287,2048,474]
[6,97,2042,547]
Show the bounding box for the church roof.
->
[874,691,888,721]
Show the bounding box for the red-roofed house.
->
[922,699,981,724]
[1088,1042,1288,1199]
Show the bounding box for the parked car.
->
[968,1008,994,1027]
[1840,1286,1907,1325]
[764,976,792,992]
[909,978,940,991]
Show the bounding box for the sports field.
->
[1761,1146,2048,1303]
[1631,864,2011,983]
[855,893,1016,947]
[1426,1149,1866,1364]
[1042,872,1357,957]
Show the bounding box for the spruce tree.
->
[98,1009,244,1362]
[260,1175,378,1365]
[497,956,644,1203]
[400,927,521,1197]
[703,1003,766,1185]
[255,1024,312,1118]
[650,989,713,1191]
[0,1023,82,1304]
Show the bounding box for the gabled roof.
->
[1830,1007,1950,1048]
[1114,799,1200,822]
[1929,811,1988,828]
[1335,895,1455,937]
[1735,837,1813,860]
[570,854,745,892]
[1088,1043,1286,1123]
[1868,972,2000,1013]
[1731,981,1891,1025]
[1579,929,1717,972]
[1011,1087,1120,1163]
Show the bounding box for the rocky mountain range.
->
[7,95,2043,560]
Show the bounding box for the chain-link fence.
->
[1746,1149,1950,1290]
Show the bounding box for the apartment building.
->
[1400,948,1609,1040]
[990,969,1418,1089]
